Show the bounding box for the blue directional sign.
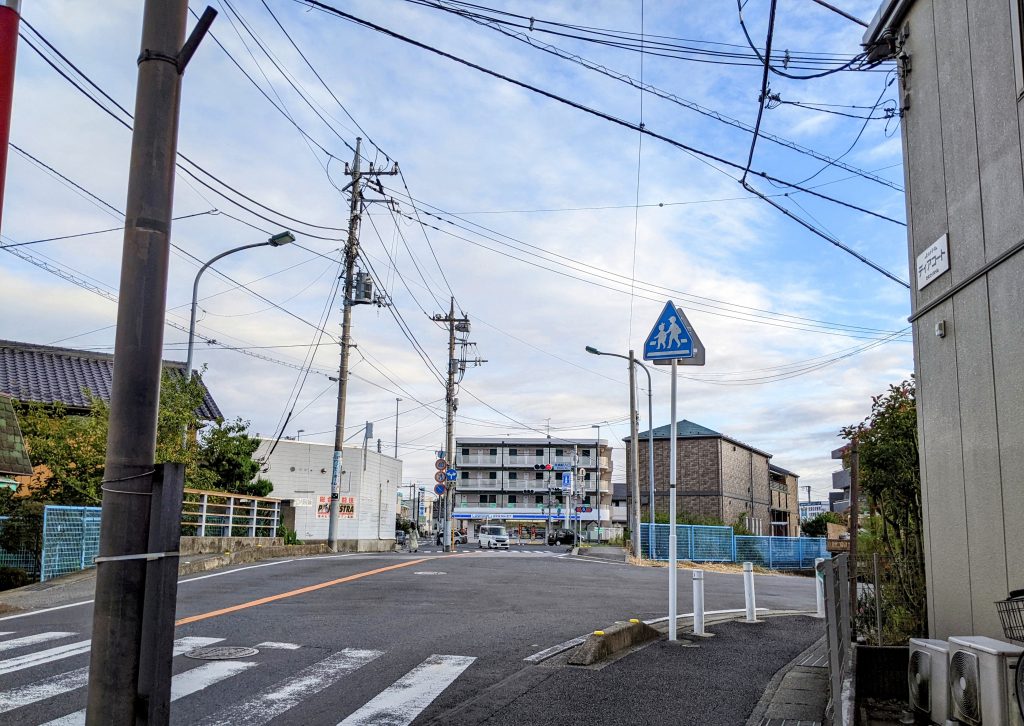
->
[445,468,458,482]
[561,472,572,489]
[643,300,705,365]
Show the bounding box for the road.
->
[0,546,817,725]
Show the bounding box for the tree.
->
[196,418,266,495]
[0,490,44,570]
[801,511,844,538]
[841,378,926,641]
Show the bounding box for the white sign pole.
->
[668,359,678,641]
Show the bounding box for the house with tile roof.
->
[0,340,222,420]
[0,395,32,492]
[624,420,800,536]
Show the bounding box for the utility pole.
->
[394,397,401,459]
[431,297,484,552]
[848,437,860,607]
[327,138,397,553]
[86,3,215,723]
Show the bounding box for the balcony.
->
[458,454,499,467]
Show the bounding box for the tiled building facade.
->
[626,420,799,536]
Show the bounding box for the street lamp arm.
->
[185,233,294,382]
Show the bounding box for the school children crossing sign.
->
[644,300,705,365]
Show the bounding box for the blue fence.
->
[639,523,828,570]
[0,516,39,576]
[40,505,102,582]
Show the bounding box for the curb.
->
[568,619,660,666]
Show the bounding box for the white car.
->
[478,525,510,549]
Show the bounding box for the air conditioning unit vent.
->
[947,635,1023,726]
[909,638,949,723]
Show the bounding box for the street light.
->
[296,429,305,441]
[585,345,654,559]
[184,231,295,383]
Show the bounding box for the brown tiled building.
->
[625,420,800,536]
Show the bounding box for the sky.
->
[0,0,913,501]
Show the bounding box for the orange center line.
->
[175,554,463,626]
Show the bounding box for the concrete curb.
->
[177,543,327,575]
[568,619,660,666]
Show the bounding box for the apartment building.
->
[453,437,613,540]
[626,420,799,536]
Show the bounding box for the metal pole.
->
[185,241,274,382]
[848,437,860,611]
[692,570,706,636]
[0,0,20,233]
[743,561,758,622]
[86,2,189,722]
[628,351,640,557]
[394,397,401,459]
[815,557,825,618]
[668,359,678,640]
[638,361,654,559]
[328,138,362,553]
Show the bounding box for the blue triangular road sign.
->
[644,300,704,363]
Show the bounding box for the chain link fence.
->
[638,523,827,569]
[40,505,101,582]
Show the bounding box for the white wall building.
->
[254,438,401,551]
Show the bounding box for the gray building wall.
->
[866,0,1024,638]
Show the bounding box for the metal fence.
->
[180,488,281,538]
[0,516,39,575]
[735,535,829,569]
[821,554,852,726]
[639,523,828,569]
[40,505,102,582]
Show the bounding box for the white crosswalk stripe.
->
[338,654,476,726]
[0,637,223,715]
[0,629,477,726]
[41,659,257,726]
[0,632,76,653]
[195,648,383,726]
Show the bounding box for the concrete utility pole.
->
[431,298,483,552]
[848,437,860,607]
[0,0,21,233]
[86,3,215,723]
[394,397,401,459]
[327,138,397,553]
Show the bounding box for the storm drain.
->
[185,646,260,660]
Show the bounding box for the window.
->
[507,495,518,504]
[509,448,518,456]
[509,472,518,480]
[489,472,497,480]
[535,472,544,480]
[461,447,469,455]
[582,449,590,457]
[535,495,544,505]
[584,473,591,481]
[461,471,468,480]
[584,495,591,504]
[555,448,564,457]
[535,449,544,457]
[481,494,496,504]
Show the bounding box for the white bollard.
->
[743,561,757,622]
[692,570,706,636]
[814,557,825,618]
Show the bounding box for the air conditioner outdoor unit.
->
[909,638,949,723]
[947,635,1023,726]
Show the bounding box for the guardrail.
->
[180,488,281,538]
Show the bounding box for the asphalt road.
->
[0,546,818,725]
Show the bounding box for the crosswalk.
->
[0,629,476,725]
[418,548,563,555]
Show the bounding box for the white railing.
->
[181,488,281,538]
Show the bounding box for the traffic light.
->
[533,463,553,471]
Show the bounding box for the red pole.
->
[0,0,21,233]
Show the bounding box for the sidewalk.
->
[430,613,826,726]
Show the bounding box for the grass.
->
[625,554,797,576]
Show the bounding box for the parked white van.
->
[478,525,509,549]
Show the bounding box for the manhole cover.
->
[185,646,260,660]
[413,571,446,576]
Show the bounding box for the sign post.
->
[644,300,705,642]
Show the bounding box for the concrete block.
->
[567,620,660,666]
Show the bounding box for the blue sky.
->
[1,0,912,498]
